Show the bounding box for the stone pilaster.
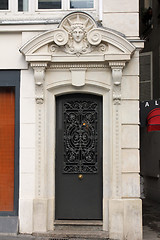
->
[31,62,48,232]
[109,61,125,199]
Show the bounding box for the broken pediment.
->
[20,12,135,62]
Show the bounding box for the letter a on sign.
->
[145,102,150,107]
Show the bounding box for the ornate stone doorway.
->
[20,11,142,240]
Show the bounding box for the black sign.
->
[140,99,160,127]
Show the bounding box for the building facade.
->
[0,1,143,239]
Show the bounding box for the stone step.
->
[33,230,109,239]
[32,221,109,240]
[54,220,103,231]
[0,231,111,240]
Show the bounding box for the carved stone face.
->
[72,26,85,43]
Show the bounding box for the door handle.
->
[78,174,83,180]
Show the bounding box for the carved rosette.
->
[53,29,68,46]
[87,29,102,46]
[31,63,47,104]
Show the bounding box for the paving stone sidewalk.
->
[143,198,160,240]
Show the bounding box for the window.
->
[140,52,153,101]
[159,46,160,81]
[38,0,61,9]
[18,0,29,11]
[70,0,93,9]
[37,0,94,10]
[144,0,152,9]
[0,0,8,10]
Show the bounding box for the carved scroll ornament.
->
[109,62,125,105]
[31,63,47,104]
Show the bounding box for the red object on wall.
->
[147,108,160,132]
[0,87,15,211]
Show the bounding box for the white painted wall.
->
[19,68,35,233]
[103,0,139,37]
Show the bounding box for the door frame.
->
[0,70,20,217]
[0,71,20,234]
[46,82,112,231]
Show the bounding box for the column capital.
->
[109,61,125,69]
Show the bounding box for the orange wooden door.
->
[0,87,15,211]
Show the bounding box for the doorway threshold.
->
[54,220,103,231]
[51,220,109,239]
[34,228,109,240]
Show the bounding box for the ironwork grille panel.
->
[63,99,98,174]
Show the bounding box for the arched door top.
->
[20,11,135,63]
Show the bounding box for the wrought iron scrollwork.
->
[63,99,98,174]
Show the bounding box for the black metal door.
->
[55,94,102,220]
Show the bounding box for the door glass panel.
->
[0,0,8,10]
[0,87,15,211]
[64,99,98,174]
[70,0,93,9]
[38,0,61,9]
